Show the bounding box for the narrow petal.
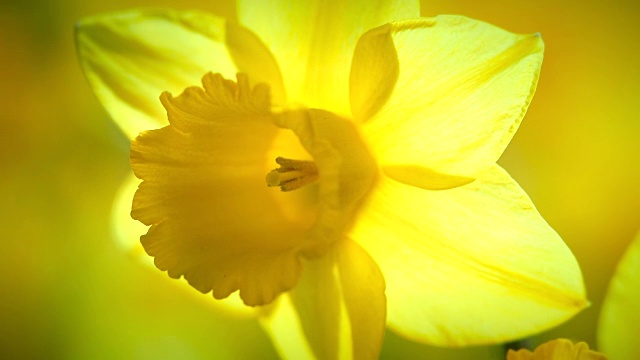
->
[259,240,386,360]
[336,240,386,360]
[76,9,281,138]
[130,73,309,306]
[238,0,418,116]
[353,16,544,183]
[111,172,148,258]
[258,295,316,360]
[507,339,606,360]
[599,230,640,360]
[348,165,587,346]
[289,250,345,360]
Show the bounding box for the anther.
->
[266,157,319,191]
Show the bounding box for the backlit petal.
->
[507,339,606,360]
[238,0,418,116]
[258,295,316,360]
[111,172,148,258]
[599,230,640,360]
[353,16,543,183]
[349,165,587,346]
[336,240,386,360]
[76,9,281,138]
[130,73,309,306]
[289,249,346,360]
[259,240,386,360]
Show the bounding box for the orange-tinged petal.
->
[76,9,282,138]
[599,230,640,360]
[353,16,543,184]
[238,0,419,116]
[130,73,309,306]
[507,339,606,360]
[349,165,587,346]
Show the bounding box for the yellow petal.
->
[507,339,607,360]
[111,172,149,258]
[335,240,386,360]
[130,73,308,306]
[76,9,281,138]
[238,0,419,116]
[599,230,640,360]
[348,165,587,346]
[258,295,316,360]
[382,164,474,190]
[289,248,345,360]
[259,240,386,360]
[353,16,544,182]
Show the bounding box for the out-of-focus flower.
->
[506,230,640,360]
[599,230,640,360]
[507,339,606,360]
[76,0,588,357]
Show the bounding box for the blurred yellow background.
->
[1,0,637,359]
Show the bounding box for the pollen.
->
[266,157,319,191]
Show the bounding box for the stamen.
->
[266,157,319,191]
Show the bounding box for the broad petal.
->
[348,165,587,346]
[599,231,640,359]
[259,240,386,360]
[76,9,282,138]
[238,0,418,116]
[130,73,309,306]
[353,16,544,183]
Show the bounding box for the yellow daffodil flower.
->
[599,230,640,360]
[76,0,588,358]
[507,339,606,360]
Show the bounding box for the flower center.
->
[266,156,319,191]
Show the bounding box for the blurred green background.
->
[1,0,638,359]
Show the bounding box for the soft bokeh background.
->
[1,0,638,359]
